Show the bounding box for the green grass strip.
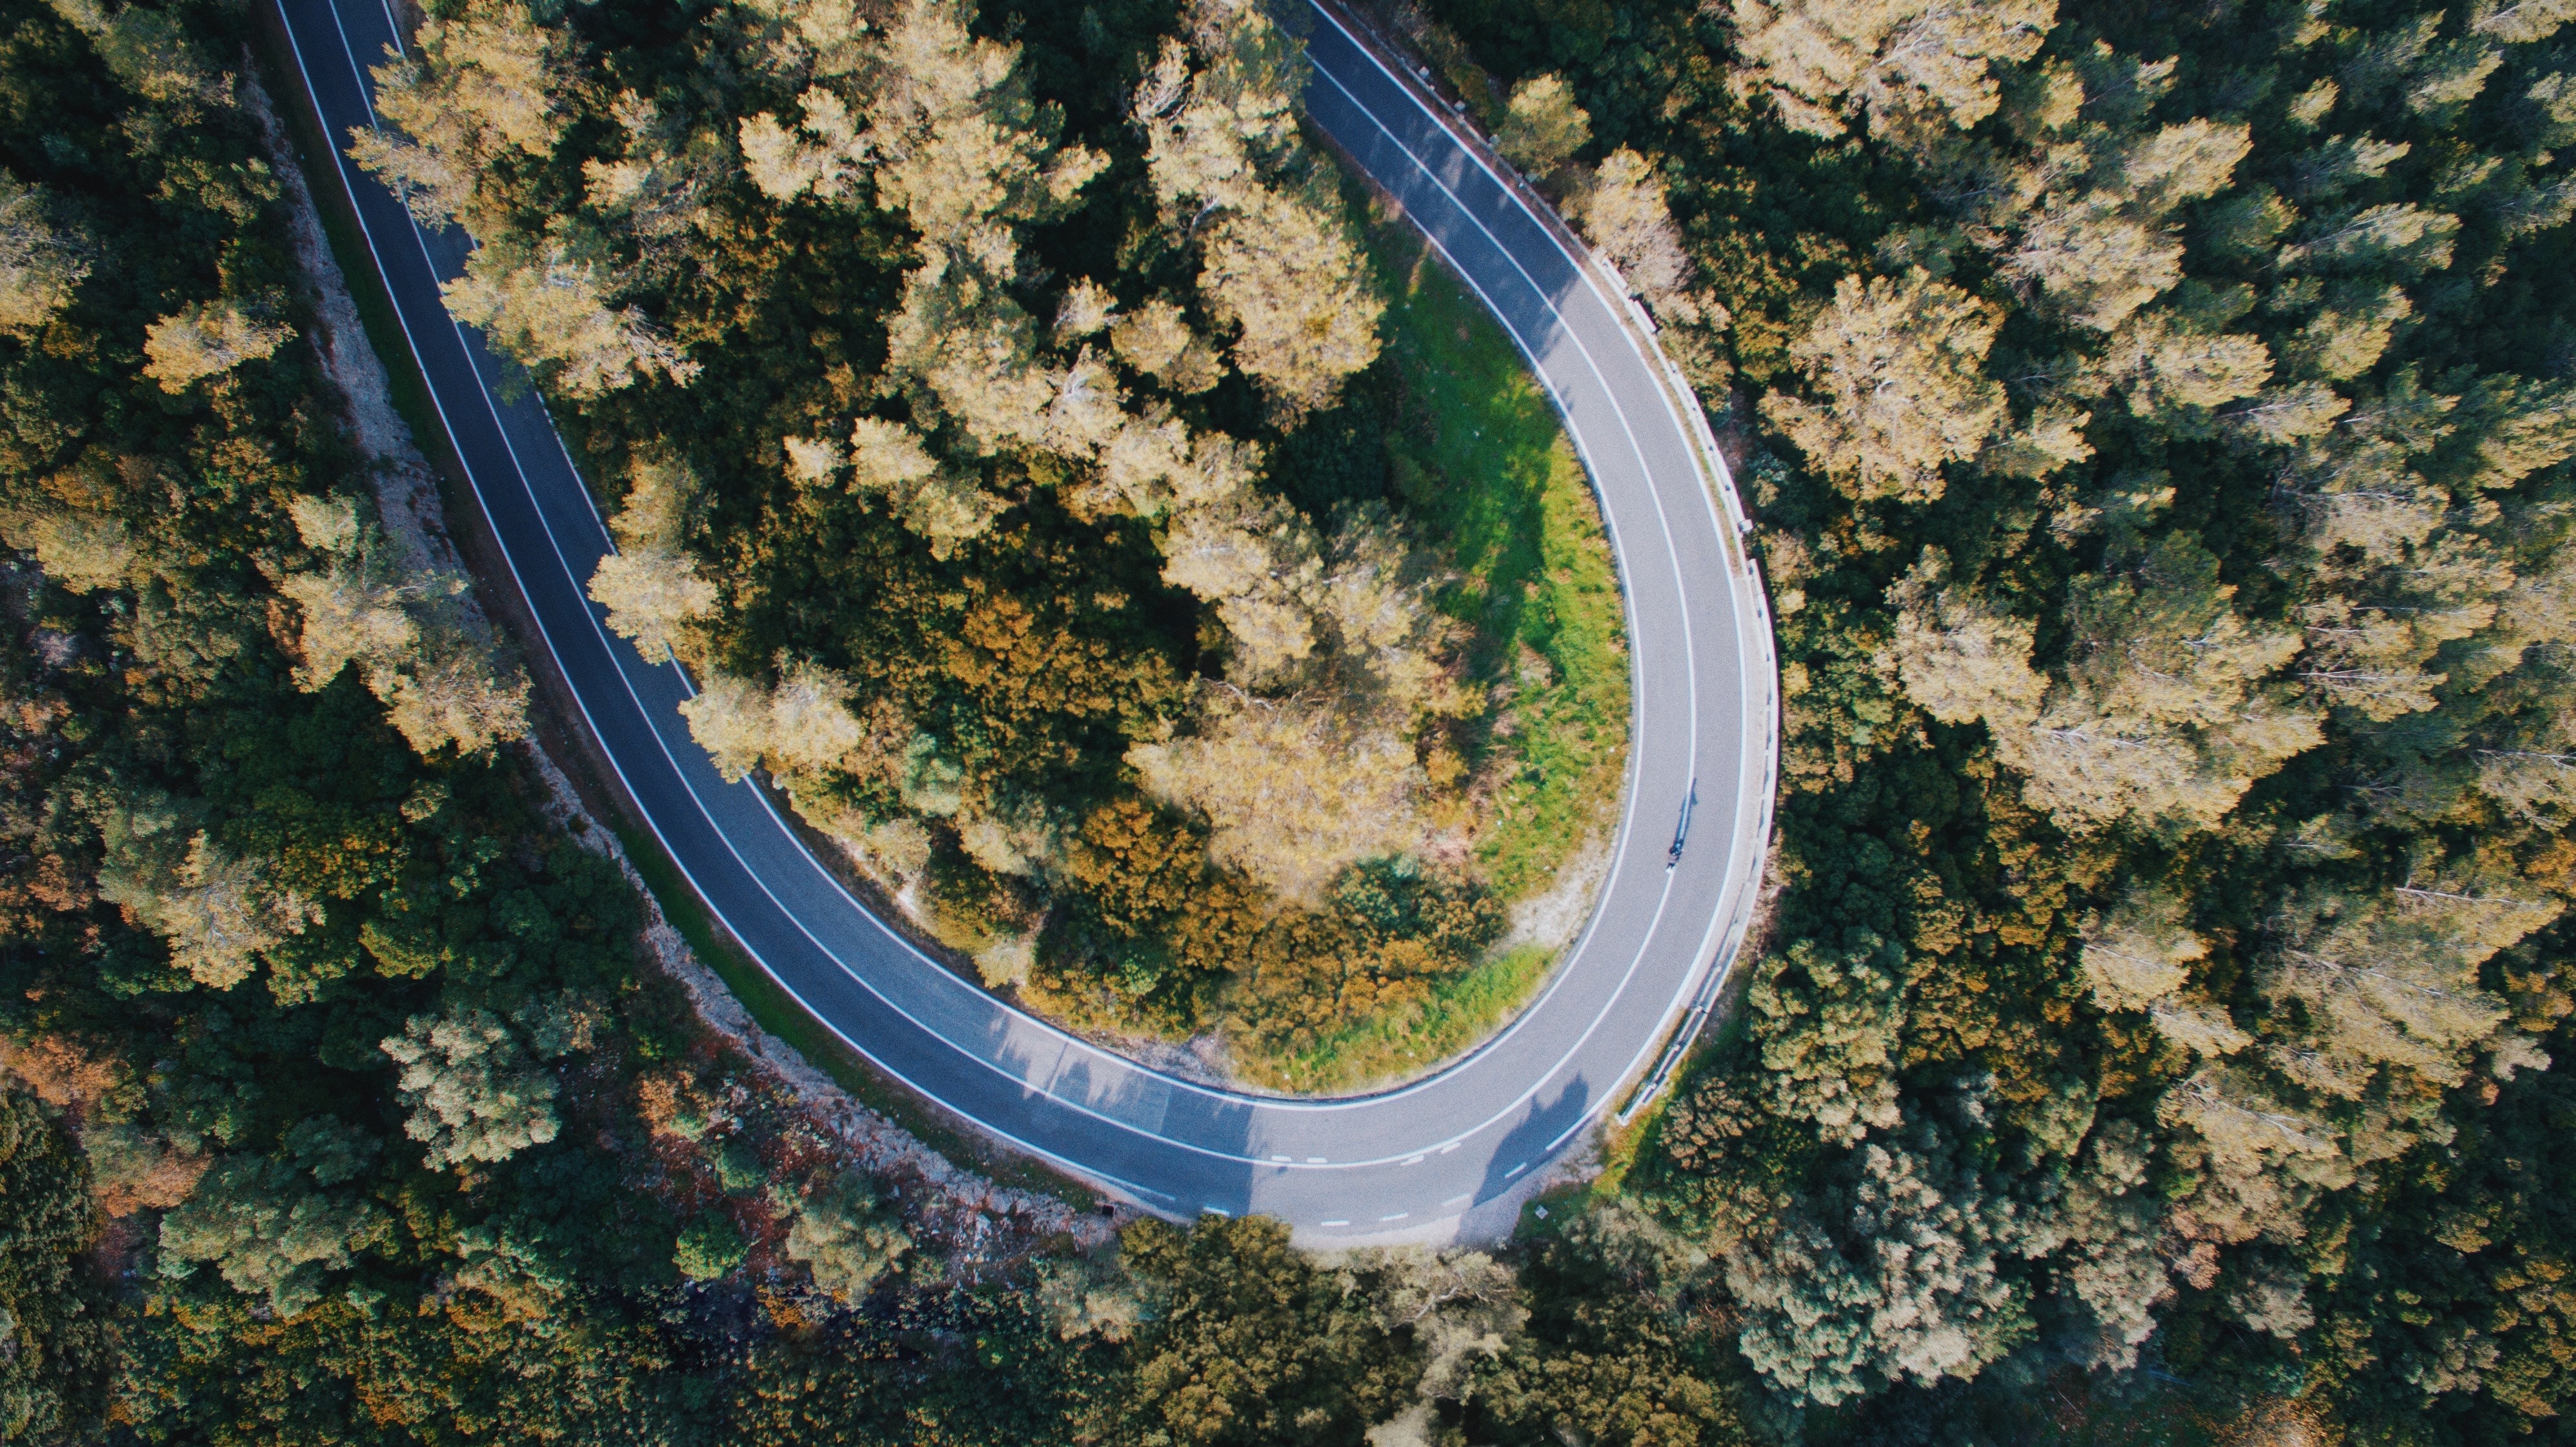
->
[1241,223,1633,1093]
[1258,942,1558,1093]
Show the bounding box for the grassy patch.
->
[1374,231,1631,902]
[1243,227,1633,1093]
[1253,941,1555,1093]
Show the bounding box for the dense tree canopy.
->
[332,0,1626,1075]
[1403,0,2576,1433]
[10,0,2576,1442]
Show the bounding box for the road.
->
[272,0,1778,1240]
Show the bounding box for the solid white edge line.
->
[283,0,1194,1204]
[1303,3,1775,1128]
[302,0,1292,1171]
[287,0,1771,1206]
[1298,29,1724,1142]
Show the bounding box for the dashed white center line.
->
[1402,1154,1425,1166]
[1438,1142,1462,1154]
[1379,1211,1409,1222]
[1269,1155,1291,1162]
[1306,1157,1328,1164]
[1505,1161,1529,1177]
[1444,1193,1474,1208]
[1320,1219,1351,1227]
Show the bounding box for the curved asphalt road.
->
[273,0,1778,1239]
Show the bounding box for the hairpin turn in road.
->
[272,0,1778,1239]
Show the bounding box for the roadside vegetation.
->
[1251,221,1633,1090]
[10,0,2576,1444]
[333,0,1635,1087]
[0,0,1023,1430]
[1371,232,1631,906]
[1424,0,2576,1435]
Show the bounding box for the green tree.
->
[380,1007,562,1170]
[673,1212,749,1282]
[158,1152,387,1319]
[1494,73,1590,175]
[785,1171,912,1301]
[1744,932,1907,1144]
[1112,1216,1416,1446]
[1463,1205,1746,1447]
[0,1089,106,1442]
[1723,1117,2042,1405]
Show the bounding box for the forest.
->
[1,0,2573,1442]
[343,0,1642,1087]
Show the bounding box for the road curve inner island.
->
[272,0,1780,1239]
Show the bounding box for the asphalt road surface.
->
[272,0,1778,1239]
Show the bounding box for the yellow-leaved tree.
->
[350,1,697,395]
[441,242,698,396]
[349,0,570,232]
[1132,0,1381,421]
[1576,147,1731,387]
[587,458,716,660]
[2011,533,2319,834]
[1726,0,2057,150]
[0,174,87,336]
[141,301,290,391]
[277,494,528,756]
[1128,690,1425,904]
[1761,268,2011,503]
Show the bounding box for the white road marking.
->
[276,0,1776,1222]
